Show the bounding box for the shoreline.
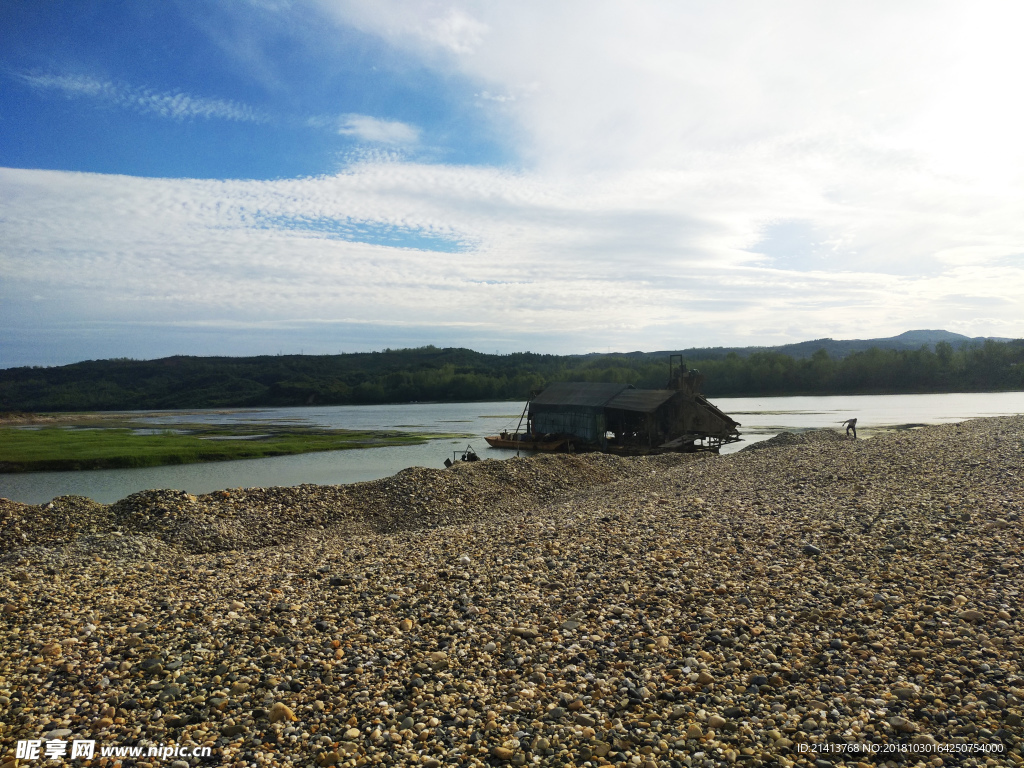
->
[1,416,1021,766]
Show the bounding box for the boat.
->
[483,432,569,452]
[485,356,741,455]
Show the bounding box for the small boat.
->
[484,432,568,452]
[484,399,573,452]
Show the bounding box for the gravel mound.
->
[1,416,1021,767]
[1,452,698,555]
[740,428,848,452]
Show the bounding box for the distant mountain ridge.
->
[659,329,1015,361]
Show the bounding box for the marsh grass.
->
[0,425,468,472]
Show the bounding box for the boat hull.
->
[484,435,567,452]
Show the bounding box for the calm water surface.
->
[2,392,1021,504]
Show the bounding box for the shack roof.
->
[605,388,677,413]
[530,381,631,408]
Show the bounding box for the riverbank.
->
[1,416,1021,767]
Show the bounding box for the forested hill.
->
[654,329,1014,361]
[3,336,1024,412]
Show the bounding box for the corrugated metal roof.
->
[531,381,630,407]
[605,389,677,413]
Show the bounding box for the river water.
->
[2,391,1021,504]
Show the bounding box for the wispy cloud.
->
[16,71,267,123]
[336,114,420,145]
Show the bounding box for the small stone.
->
[344,727,361,739]
[802,544,821,556]
[707,714,727,729]
[889,716,916,733]
[269,702,296,723]
[491,746,514,760]
[686,723,703,739]
[958,609,986,622]
[398,618,414,631]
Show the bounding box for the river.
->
[1,391,1021,504]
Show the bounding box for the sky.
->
[2,1,1024,368]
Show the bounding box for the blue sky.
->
[3,1,1024,367]
[1,1,508,178]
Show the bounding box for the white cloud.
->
[336,114,420,144]
[2,159,1022,356]
[5,1,1024,358]
[427,8,488,54]
[16,71,266,123]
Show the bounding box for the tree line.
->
[1,340,1022,412]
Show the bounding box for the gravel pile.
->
[1,453,666,556]
[741,430,848,453]
[1,417,1022,768]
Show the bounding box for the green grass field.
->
[0,424,468,472]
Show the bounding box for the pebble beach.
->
[1,416,1022,768]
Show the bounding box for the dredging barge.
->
[486,356,741,455]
